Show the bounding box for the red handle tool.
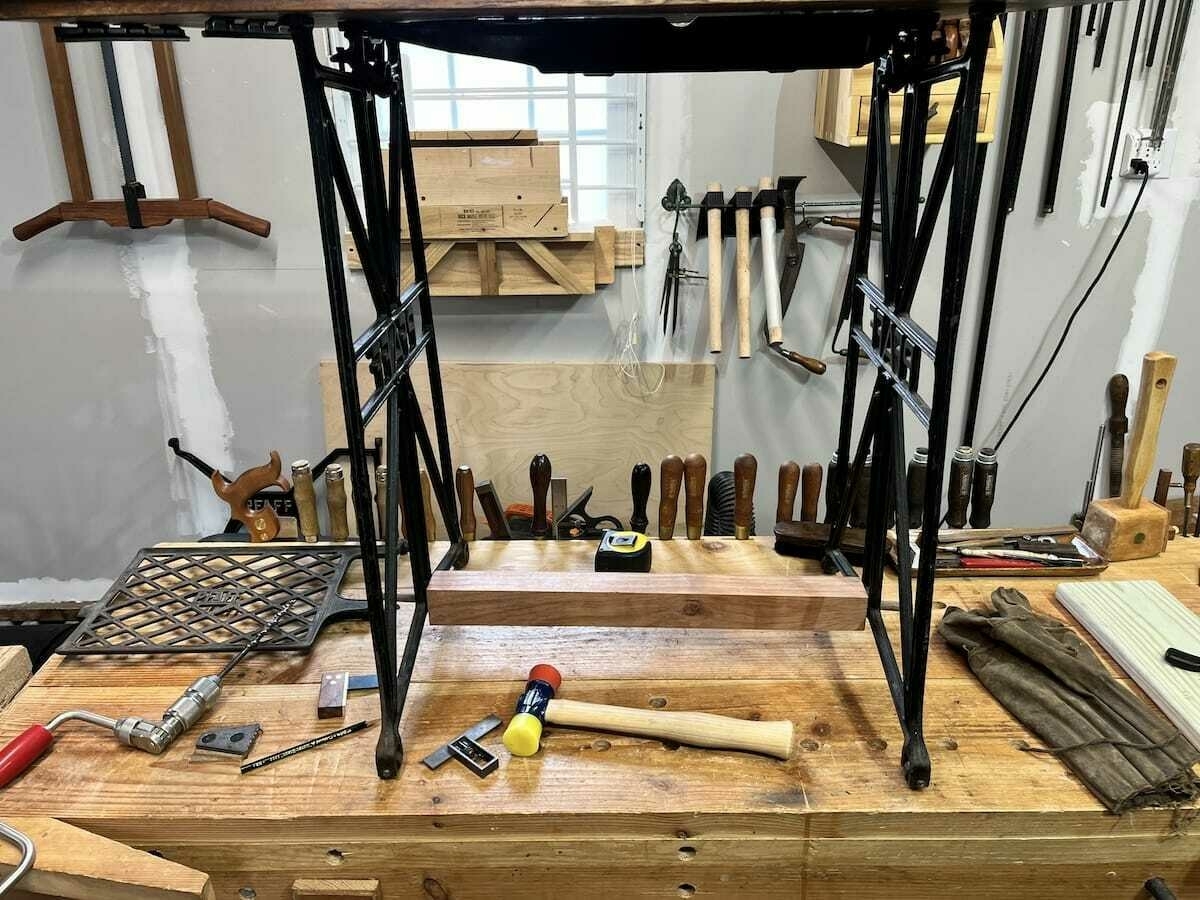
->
[0,724,55,788]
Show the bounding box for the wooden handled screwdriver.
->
[759,176,783,346]
[455,465,476,542]
[1108,373,1129,497]
[800,462,823,523]
[734,453,757,539]
[776,461,800,523]
[1183,443,1200,534]
[684,453,707,540]
[707,182,724,354]
[630,463,652,534]
[659,455,683,539]
[734,186,752,358]
[530,454,552,540]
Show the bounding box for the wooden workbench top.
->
[2,536,1198,898]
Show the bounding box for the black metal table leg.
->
[824,9,998,790]
[289,20,466,779]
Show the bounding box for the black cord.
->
[993,165,1151,451]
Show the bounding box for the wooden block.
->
[427,569,867,630]
[476,239,499,295]
[397,234,597,296]
[613,227,645,267]
[0,646,31,710]
[593,224,616,284]
[1056,580,1200,747]
[393,143,561,207]
[415,200,568,239]
[1081,497,1170,561]
[317,671,347,719]
[0,815,213,899]
[293,879,380,899]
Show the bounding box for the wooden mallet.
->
[1081,351,1177,561]
[503,665,794,759]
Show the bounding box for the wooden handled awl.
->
[1081,351,1177,560]
[683,453,707,540]
[800,462,823,523]
[759,176,783,345]
[707,183,723,353]
[776,461,800,524]
[734,453,757,540]
[455,465,476,542]
[630,462,651,534]
[325,463,349,542]
[530,454,552,540]
[291,460,319,543]
[734,186,752,358]
[659,455,683,539]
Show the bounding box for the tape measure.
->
[594,530,652,573]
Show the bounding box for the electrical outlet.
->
[1121,128,1177,178]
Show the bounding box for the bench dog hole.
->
[678,845,697,860]
[327,848,345,866]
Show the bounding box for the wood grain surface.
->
[320,360,715,539]
[1,539,1198,899]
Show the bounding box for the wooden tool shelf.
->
[814,19,1005,146]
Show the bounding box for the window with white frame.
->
[402,48,646,225]
[326,35,647,227]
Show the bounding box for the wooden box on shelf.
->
[814,19,1005,147]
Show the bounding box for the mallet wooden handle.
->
[707,182,723,353]
[545,698,793,759]
[659,455,684,539]
[530,454,552,539]
[733,452,757,540]
[776,460,800,524]
[759,176,783,346]
[683,453,707,540]
[800,462,823,523]
[734,186,752,358]
[1121,352,1177,509]
[456,465,476,542]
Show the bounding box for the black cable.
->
[993,165,1150,452]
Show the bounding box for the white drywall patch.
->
[0,578,110,606]
[121,242,234,536]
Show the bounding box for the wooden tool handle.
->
[419,469,436,538]
[456,466,476,542]
[530,454,552,539]
[1107,373,1129,431]
[1183,443,1200,489]
[776,346,827,375]
[706,182,723,354]
[291,461,320,543]
[212,450,287,542]
[759,176,783,346]
[12,205,65,241]
[824,215,861,230]
[630,462,652,534]
[375,465,390,542]
[734,186,751,358]
[0,725,55,788]
[545,698,793,760]
[325,466,349,542]
[683,453,707,540]
[475,481,510,540]
[1153,468,1173,507]
[776,461,800,524]
[733,453,757,539]
[206,200,272,238]
[659,455,684,539]
[1121,352,1177,508]
[800,462,823,523]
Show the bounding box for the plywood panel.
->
[1056,579,1200,747]
[320,361,715,538]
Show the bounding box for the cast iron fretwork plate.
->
[59,546,366,656]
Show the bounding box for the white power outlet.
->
[1121,128,1177,178]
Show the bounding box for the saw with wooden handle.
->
[211,451,290,542]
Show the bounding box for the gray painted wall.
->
[0,12,1197,588]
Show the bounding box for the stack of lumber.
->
[344,129,644,296]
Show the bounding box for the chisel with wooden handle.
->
[530,454,552,540]
[684,453,707,540]
[659,455,683,539]
[1107,373,1129,497]
[707,182,724,354]
[734,186,752,358]
[455,465,476,542]
[1183,443,1200,534]
[800,462,823,523]
[759,176,783,346]
[630,463,651,534]
[776,461,800,523]
[734,453,757,539]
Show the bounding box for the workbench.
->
[0,537,1197,898]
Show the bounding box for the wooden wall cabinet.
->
[814,20,1005,147]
